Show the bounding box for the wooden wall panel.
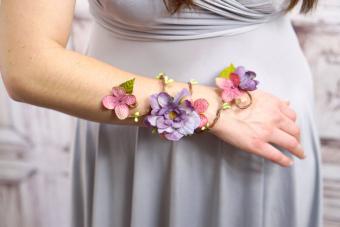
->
[292,1,340,226]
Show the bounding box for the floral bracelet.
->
[101,63,259,141]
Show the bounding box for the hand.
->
[209,90,304,167]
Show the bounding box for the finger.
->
[269,128,305,159]
[279,102,297,122]
[278,114,301,142]
[252,140,294,167]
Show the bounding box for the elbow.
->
[1,50,46,103]
[0,55,27,102]
[1,70,27,102]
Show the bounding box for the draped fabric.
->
[71,1,322,227]
[88,0,290,41]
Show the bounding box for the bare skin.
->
[0,0,304,167]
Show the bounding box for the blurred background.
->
[0,0,339,227]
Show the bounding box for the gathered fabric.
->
[88,0,289,41]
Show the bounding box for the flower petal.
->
[122,94,136,106]
[172,121,184,129]
[239,71,259,91]
[164,131,184,141]
[157,107,169,116]
[193,98,209,113]
[182,100,195,111]
[149,94,160,109]
[112,86,126,97]
[221,88,242,102]
[230,73,240,86]
[173,88,190,104]
[235,66,246,76]
[198,114,208,128]
[158,127,174,134]
[215,78,233,90]
[157,92,172,107]
[114,104,129,120]
[246,71,256,79]
[144,115,159,126]
[156,117,169,129]
[102,95,118,110]
[177,111,200,135]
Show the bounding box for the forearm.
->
[0,0,220,127]
[1,43,220,126]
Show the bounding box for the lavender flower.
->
[144,88,201,141]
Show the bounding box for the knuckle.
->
[270,111,283,124]
[290,111,297,121]
[294,126,301,137]
[296,127,301,135]
[268,151,283,163]
[278,100,286,108]
[250,137,265,151]
[259,124,274,140]
[287,138,299,150]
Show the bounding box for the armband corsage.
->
[101,63,259,141]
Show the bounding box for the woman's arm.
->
[0,0,304,167]
[0,0,219,126]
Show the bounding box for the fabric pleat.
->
[88,0,289,41]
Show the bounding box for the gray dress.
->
[71,0,322,226]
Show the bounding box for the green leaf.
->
[119,78,135,94]
[165,78,174,84]
[222,102,231,110]
[219,64,236,79]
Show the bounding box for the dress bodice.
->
[88,0,290,41]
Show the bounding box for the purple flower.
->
[144,88,201,141]
[236,66,259,91]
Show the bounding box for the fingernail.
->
[297,144,305,159]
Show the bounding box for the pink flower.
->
[102,86,136,120]
[215,78,243,102]
[193,98,209,128]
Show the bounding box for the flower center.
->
[169,111,177,120]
